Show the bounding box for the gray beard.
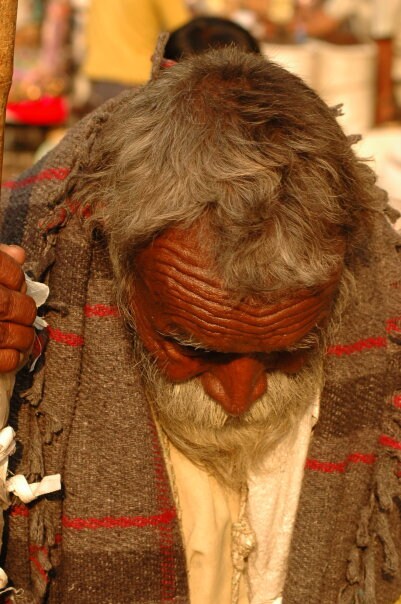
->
[132,268,355,490]
[135,340,324,491]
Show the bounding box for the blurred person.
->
[293,0,401,123]
[9,0,70,103]
[164,15,261,59]
[83,0,190,107]
[7,0,72,127]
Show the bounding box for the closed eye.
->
[160,333,239,363]
[161,334,213,356]
[158,330,320,366]
[175,341,212,357]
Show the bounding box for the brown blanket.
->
[1,92,401,603]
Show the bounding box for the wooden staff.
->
[0,0,18,588]
[0,0,18,189]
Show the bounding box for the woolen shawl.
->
[1,92,401,604]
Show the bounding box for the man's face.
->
[130,225,341,416]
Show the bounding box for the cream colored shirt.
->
[168,444,249,604]
[164,396,319,604]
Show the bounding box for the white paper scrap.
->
[7,473,61,504]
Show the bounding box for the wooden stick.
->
[0,0,18,190]
[0,1,18,583]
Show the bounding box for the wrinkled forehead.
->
[135,224,271,305]
[133,224,342,352]
[135,223,338,300]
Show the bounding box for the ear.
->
[151,32,171,80]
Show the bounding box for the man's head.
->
[84,48,380,487]
[164,16,261,60]
[129,222,351,489]
[130,222,342,416]
[89,47,376,295]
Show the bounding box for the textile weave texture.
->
[1,91,401,603]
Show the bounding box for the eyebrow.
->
[157,327,321,355]
[282,327,321,353]
[157,330,214,352]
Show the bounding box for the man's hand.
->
[0,245,37,373]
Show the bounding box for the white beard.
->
[136,341,324,491]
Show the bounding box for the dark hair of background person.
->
[164,16,261,60]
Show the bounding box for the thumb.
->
[0,244,26,265]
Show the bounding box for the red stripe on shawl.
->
[48,326,84,346]
[306,452,376,473]
[327,337,387,356]
[84,304,120,318]
[9,504,29,517]
[29,534,62,555]
[146,414,178,599]
[29,555,49,582]
[2,167,70,189]
[347,453,376,465]
[393,395,401,408]
[379,434,401,450]
[30,544,48,555]
[386,316,401,332]
[10,509,61,585]
[62,509,176,530]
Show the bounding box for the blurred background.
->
[3,0,401,222]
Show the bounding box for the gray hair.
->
[80,47,382,306]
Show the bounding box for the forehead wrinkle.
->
[145,259,333,323]
[157,272,333,332]
[158,302,325,345]
[162,289,328,331]
[148,223,343,302]
[146,260,235,310]
[152,238,220,284]
[149,244,228,299]
[154,257,222,293]
[147,238,283,310]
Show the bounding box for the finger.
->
[0,323,35,353]
[0,244,26,265]
[0,287,37,326]
[0,349,22,374]
[0,250,26,291]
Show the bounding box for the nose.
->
[200,356,267,416]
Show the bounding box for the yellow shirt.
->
[84,0,189,85]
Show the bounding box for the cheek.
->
[274,351,309,374]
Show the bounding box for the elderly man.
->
[0,48,400,604]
